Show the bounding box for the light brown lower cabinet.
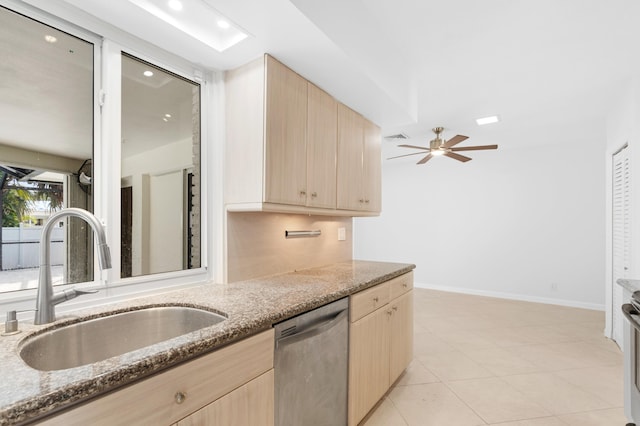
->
[348,272,414,426]
[36,330,274,426]
[174,369,274,426]
[389,291,414,384]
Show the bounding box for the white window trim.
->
[0,0,223,320]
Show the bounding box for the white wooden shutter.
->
[612,145,631,344]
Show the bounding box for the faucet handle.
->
[73,288,99,296]
[51,287,100,305]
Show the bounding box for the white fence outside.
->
[1,225,64,270]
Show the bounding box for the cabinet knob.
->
[365,199,370,204]
[311,192,317,198]
[175,391,187,404]
[299,190,306,196]
[392,306,398,311]
[373,296,379,303]
[402,283,408,288]
[387,310,393,316]
[359,199,365,203]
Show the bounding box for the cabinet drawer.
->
[389,272,413,300]
[350,282,390,322]
[38,329,274,426]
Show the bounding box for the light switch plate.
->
[338,227,346,241]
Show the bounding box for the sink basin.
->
[19,306,226,371]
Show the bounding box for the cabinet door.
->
[337,104,364,211]
[264,55,308,206]
[348,307,390,426]
[307,83,337,208]
[389,291,414,384]
[363,119,381,212]
[176,370,274,426]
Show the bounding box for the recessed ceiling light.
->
[164,113,172,118]
[162,117,169,122]
[168,0,183,11]
[476,115,500,126]
[128,0,249,52]
[217,20,230,29]
[44,35,57,43]
[143,70,154,77]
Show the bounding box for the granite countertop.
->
[617,278,640,293]
[0,260,414,425]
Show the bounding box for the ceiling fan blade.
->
[450,144,498,152]
[417,153,434,164]
[398,144,430,150]
[442,134,469,148]
[387,151,430,160]
[444,152,472,162]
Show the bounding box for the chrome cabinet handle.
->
[175,391,186,404]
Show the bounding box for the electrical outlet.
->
[551,283,558,291]
[338,227,346,241]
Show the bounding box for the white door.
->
[612,145,631,344]
[149,170,184,274]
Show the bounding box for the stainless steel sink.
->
[19,306,226,371]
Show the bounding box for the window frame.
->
[0,0,219,318]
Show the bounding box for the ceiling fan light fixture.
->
[389,126,497,165]
[476,115,500,126]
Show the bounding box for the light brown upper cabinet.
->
[337,104,382,212]
[306,83,338,209]
[263,55,308,206]
[225,54,380,216]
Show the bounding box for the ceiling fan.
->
[388,127,498,164]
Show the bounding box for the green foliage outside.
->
[1,177,64,227]
[2,186,32,226]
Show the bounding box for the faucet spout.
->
[34,208,112,325]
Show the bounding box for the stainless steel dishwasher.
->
[274,297,349,426]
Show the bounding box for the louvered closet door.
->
[612,145,631,344]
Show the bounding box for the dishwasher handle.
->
[276,309,348,348]
[622,303,640,332]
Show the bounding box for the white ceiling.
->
[0,5,93,159]
[10,0,640,165]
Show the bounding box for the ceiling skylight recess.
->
[127,0,249,52]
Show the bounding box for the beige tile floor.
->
[363,288,628,426]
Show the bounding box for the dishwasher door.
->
[274,297,349,426]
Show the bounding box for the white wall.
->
[354,130,606,309]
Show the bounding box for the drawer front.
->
[38,329,274,426]
[389,272,414,300]
[350,282,390,323]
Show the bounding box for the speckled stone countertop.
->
[618,278,640,293]
[0,260,414,425]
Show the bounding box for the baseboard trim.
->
[414,282,605,311]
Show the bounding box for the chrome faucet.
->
[34,208,112,325]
